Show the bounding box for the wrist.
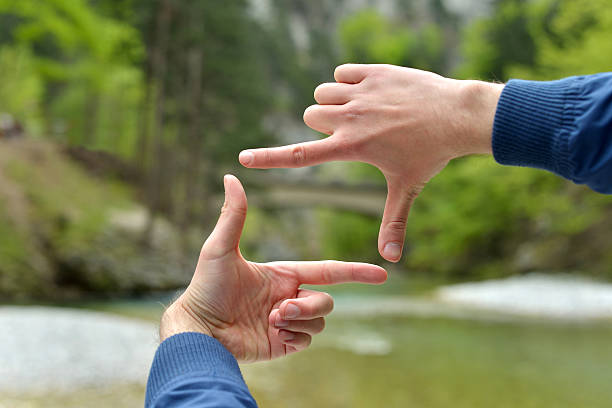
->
[453,79,505,157]
[160,297,213,342]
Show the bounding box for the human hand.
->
[160,175,387,362]
[239,64,504,262]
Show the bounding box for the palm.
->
[188,256,299,362]
[177,176,387,363]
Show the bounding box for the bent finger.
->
[270,310,326,335]
[314,82,355,105]
[278,330,312,351]
[239,138,340,169]
[303,104,346,134]
[334,64,369,84]
[279,290,333,320]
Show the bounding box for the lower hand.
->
[160,175,387,362]
[239,64,504,262]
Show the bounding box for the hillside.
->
[0,139,191,300]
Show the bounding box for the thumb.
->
[378,178,423,262]
[201,174,248,259]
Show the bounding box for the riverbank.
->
[3,274,612,407]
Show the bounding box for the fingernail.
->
[284,303,300,319]
[280,330,294,342]
[275,314,288,328]
[383,243,402,261]
[239,151,254,166]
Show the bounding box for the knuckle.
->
[263,148,272,165]
[292,145,306,165]
[335,134,365,158]
[321,262,333,284]
[220,200,229,214]
[386,218,408,234]
[407,184,424,201]
[221,201,247,217]
[233,205,248,217]
[348,262,357,283]
[343,101,366,120]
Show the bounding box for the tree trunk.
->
[142,0,173,246]
[82,92,100,147]
[176,47,205,251]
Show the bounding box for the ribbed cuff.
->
[492,78,581,179]
[145,332,247,406]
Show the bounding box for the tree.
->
[458,0,537,81]
[509,0,612,79]
[0,0,143,152]
[339,9,445,73]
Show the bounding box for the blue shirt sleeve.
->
[492,73,612,194]
[145,332,258,408]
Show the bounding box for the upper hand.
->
[160,175,387,362]
[239,64,503,262]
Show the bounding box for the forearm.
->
[490,74,612,193]
[453,79,505,157]
[146,333,257,408]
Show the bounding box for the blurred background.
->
[1,0,612,406]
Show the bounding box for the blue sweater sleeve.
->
[492,73,612,194]
[145,332,258,408]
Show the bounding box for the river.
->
[2,274,612,408]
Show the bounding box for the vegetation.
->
[1,0,611,299]
[323,0,612,278]
[0,140,190,300]
[2,2,612,406]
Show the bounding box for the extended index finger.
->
[239,138,341,169]
[266,261,387,285]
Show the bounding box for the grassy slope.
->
[0,139,188,299]
[0,139,133,298]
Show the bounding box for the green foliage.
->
[1,0,611,294]
[405,157,609,276]
[458,0,537,81]
[459,0,612,81]
[0,45,43,133]
[339,9,444,71]
[387,0,612,279]
[0,141,189,299]
[325,0,612,279]
[166,0,272,159]
[340,9,415,66]
[509,0,612,79]
[0,0,144,153]
[318,209,380,263]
